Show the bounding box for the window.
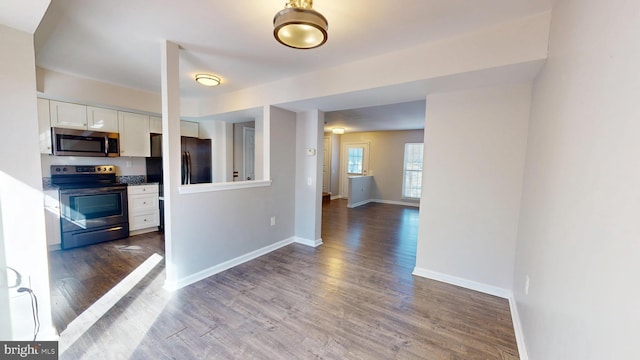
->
[347,147,364,175]
[403,143,424,199]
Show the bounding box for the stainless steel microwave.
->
[52,127,119,157]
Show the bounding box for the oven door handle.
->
[59,186,127,195]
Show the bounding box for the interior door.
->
[341,143,370,198]
[243,127,255,181]
[323,136,330,193]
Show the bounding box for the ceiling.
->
[33,0,555,132]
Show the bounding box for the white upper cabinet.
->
[180,120,199,137]
[87,106,118,132]
[37,98,52,154]
[49,100,87,130]
[118,111,150,157]
[149,116,162,134]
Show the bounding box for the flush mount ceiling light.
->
[332,128,344,134]
[195,74,221,87]
[273,0,328,49]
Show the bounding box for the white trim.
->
[412,267,511,299]
[372,199,420,208]
[347,199,372,208]
[178,179,272,194]
[509,296,529,360]
[345,199,419,209]
[294,237,323,247]
[330,195,341,200]
[163,237,295,291]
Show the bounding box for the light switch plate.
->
[306,148,316,156]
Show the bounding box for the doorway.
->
[340,142,370,199]
[323,135,331,193]
[243,127,255,181]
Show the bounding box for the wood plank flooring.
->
[49,199,519,359]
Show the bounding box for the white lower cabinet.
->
[128,184,160,234]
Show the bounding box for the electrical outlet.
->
[270,216,276,226]
[525,275,530,295]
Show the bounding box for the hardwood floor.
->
[50,199,519,359]
[48,232,165,332]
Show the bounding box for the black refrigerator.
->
[180,136,212,184]
[146,134,212,229]
[147,134,212,184]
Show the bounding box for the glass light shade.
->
[332,128,344,134]
[274,7,328,49]
[195,74,220,86]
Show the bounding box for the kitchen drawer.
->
[130,212,159,231]
[129,194,158,213]
[128,184,158,195]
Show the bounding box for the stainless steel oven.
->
[52,165,129,249]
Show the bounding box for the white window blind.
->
[403,143,424,199]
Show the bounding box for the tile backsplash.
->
[118,175,146,184]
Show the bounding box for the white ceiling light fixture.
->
[195,74,221,87]
[332,128,344,134]
[273,0,328,49]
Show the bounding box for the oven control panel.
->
[51,165,116,174]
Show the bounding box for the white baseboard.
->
[372,199,420,208]
[508,296,529,360]
[345,199,419,209]
[412,267,527,359]
[330,195,342,200]
[412,267,511,299]
[347,199,372,208]
[294,237,323,247]
[164,237,296,291]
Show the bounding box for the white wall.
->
[165,106,296,287]
[339,130,424,204]
[37,68,163,115]
[294,110,324,245]
[0,24,55,340]
[415,83,531,293]
[514,0,640,359]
